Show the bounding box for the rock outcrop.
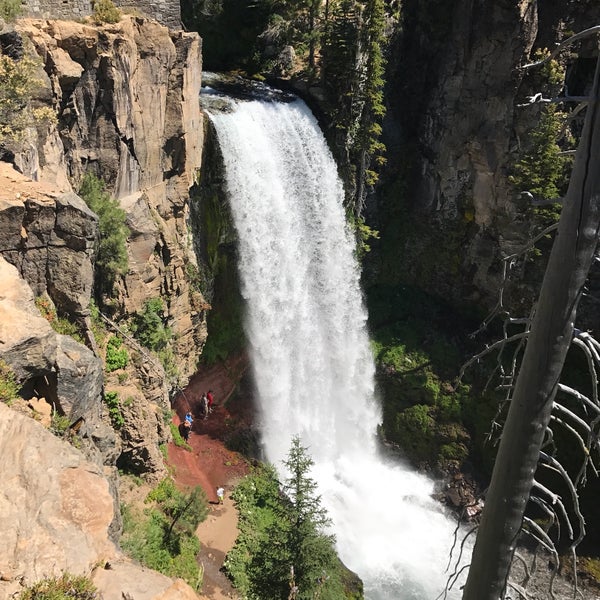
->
[0,401,198,600]
[0,255,118,465]
[1,15,209,481]
[15,16,207,386]
[0,162,96,318]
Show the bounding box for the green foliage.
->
[534,48,565,86]
[92,0,121,23]
[509,105,572,205]
[158,346,179,384]
[0,0,23,21]
[0,54,56,145]
[89,299,108,346]
[201,309,244,364]
[184,261,204,294]
[35,297,84,343]
[105,335,129,372]
[79,173,129,296]
[18,573,98,599]
[321,0,388,205]
[104,390,124,428]
[132,297,171,352]
[121,479,208,589]
[224,438,346,600]
[0,359,19,405]
[367,284,481,468]
[50,410,71,435]
[169,421,192,450]
[349,214,380,258]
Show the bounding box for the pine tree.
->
[280,436,339,600]
[238,437,342,599]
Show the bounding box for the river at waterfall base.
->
[202,81,469,599]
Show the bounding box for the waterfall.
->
[203,83,468,599]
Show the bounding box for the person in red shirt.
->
[207,390,215,414]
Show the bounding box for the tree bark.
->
[462,55,600,600]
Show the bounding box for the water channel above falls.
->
[200,76,470,599]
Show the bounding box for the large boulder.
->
[0,402,200,599]
[0,402,116,593]
[0,256,116,465]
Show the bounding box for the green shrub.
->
[0,55,56,145]
[92,0,121,23]
[121,479,208,589]
[169,421,191,450]
[158,346,179,384]
[397,404,434,436]
[79,173,129,296]
[50,410,70,435]
[132,298,171,352]
[509,105,572,209]
[0,360,19,405]
[89,299,108,346]
[439,442,469,463]
[104,390,124,428]
[105,335,129,372]
[18,573,98,599]
[0,0,23,21]
[35,296,84,343]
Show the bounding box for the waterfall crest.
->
[204,87,467,599]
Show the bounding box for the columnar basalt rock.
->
[16,16,207,384]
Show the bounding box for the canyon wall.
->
[378,0,600,323]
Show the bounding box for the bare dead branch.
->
[552,402,594,437]
[517,94,590,107]
[521,517,560,563]
[529,496,560,540]
[506,579,533,599]
[532,481,574,541]
[456,332,528,384]
[512,551,532,587]
[520,26,600,71]
[557,383,600,415]
[503,223,560,262]
[550,414,598,485]
[539,453,586,550]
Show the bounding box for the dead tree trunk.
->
[462,56,600,600]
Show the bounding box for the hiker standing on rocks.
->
[207,389,215,414]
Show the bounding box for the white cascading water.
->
[204,85,469,599]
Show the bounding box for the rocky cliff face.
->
[0,162,96,318]
[379,0,600,319]
[15,16,207,385]
[0,401,199,600]
[0,14,210,598]
[1,14,207,474]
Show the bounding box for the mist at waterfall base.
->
[203,85,470,599]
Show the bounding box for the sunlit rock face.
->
[15,16,207,383]
[0,401,199,600]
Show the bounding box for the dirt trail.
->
[168,353,253,600]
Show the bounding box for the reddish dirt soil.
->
[168,352,255,599]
